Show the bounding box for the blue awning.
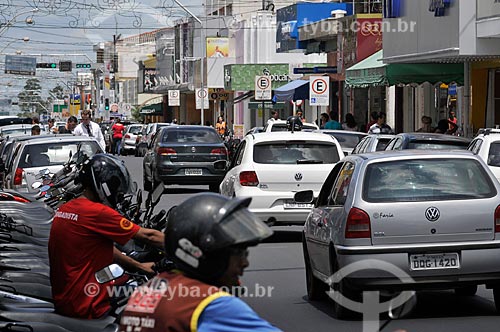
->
[273,79,309,101]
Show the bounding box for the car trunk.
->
[368,200,496,245]
[163,144,226,163]
[252,163,331,192]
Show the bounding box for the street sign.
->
[209,88,229,101]
[309,76,330,106]
[36,63,57,69]
[254,75,272,101]
[168,90,180,106]
[4,55,36,76]
[75,63,92,69]
[195,88,209,110]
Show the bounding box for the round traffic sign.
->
[257,76,271,90]
[197,89,208,98]
[169,90,179,98]
[311,78,328,95]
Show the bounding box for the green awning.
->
[140,102,163,115]
[346,50,464,88]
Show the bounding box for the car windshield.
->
[376,138,392,151]
[162,129,221,143]
[18,141,101,168]
[363,158,496,202]
[253,142,340,164]
[128,126,142,135]
[488,142,500,167]
[408,140,469,150]
[326,132,366,149]
[271,124,317,132]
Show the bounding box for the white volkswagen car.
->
[468,129,500,182]
[220,131,344,225]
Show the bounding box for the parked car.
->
[120,124,143,155]
[219,131,344,225]
[351,134,395,154]
[143,125,228,192]
[3,135,103,193]
[385,132,471,151]
[316,130,368,155]
[263,120,319,132]
[468,128,500,182]
[136,123,171,157]
[0,124,46,138]
[246,127,264,136]
[300,150,500,318]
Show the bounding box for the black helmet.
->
[286,115,303,132]
[77,154,135,208]
[165,193,272,283]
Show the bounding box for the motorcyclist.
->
[119,193,283,332]
[48,154,165,319]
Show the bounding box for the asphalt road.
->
[121,154,500,332]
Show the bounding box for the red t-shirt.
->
[111,123,125,139]
[48,197,140,319]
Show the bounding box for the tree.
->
[131,106,143,122]
[50,85,66,100]
[17,78,48,115]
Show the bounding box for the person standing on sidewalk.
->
[111,117,125,155]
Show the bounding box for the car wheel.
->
[209,183,219,193]
[143,173,152,192]
[303,235,328,301]
[331,258,359,319]
[454,285,477,296]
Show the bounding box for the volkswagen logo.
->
[294,172,303,181]
[425,207,440,222]
[191,147,196,153]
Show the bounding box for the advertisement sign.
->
[224,64,291,91]
[233,124,244,138]
[254,76,272,101]
[143,69,158,93]
[206,38,229,58]
[356,16,383,62]
[168,90,180,106]
[309,76,329,106]
[195,88,209,110]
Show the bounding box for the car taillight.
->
[495,205,500,233]
[158,147,177,155]
[345,207,371,239]
[211,148,228,156]
[125,134,131,139]
[239,171,259,186]
[14,168,23,186]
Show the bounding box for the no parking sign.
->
[309,76,329,106]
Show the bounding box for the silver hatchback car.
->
[300,150,500,318]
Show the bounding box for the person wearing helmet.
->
[48,154,165,319]
[119,193,282,332]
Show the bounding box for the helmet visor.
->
[218,208,273,246]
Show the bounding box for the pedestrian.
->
[49,154,165,319]
[342,113,358,131]
[448,110,458,134]
[319,112,329,129]
[215,116,226,137]
[47,118,57,133]
[31,116,40,125]
[365,111,378,133]
[31,125,41,135]
[267,110,280,125]
[368,112,394,134]
[296,109,306,122]
[324,111,342,130]
[111,117,125,155]
[59,116,78,134]
[416,116,433,133]
[119,193,282,332]
[73,110,106,151]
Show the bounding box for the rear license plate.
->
[410,253,460,271]
[283,202,314,209]
[185,169,202,176]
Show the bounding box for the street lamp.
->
[0,8,39,37]
[0,36,30,54]
[172,0,206,125]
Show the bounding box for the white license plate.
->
[283,202,314,209]
[185,169,202,176]
[410,253,460,271]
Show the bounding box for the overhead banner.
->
[195,88,209,110]
[168,90,180,106]
[309,76,329,106]
[206,37,229,58]
[254,76,272,101]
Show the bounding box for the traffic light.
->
[36,63,57,69]
[59,61,72,72]
[75,63,91,69]
[104,98,110,111]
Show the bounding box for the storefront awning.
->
[273,79,309,101]
[140,102,163,115]
[346,50,465,88]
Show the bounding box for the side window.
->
[393,138,403,150]
[316,162,344,207]
[352,137,368,154]
[467,139,478,153]
[328,162,355,206]
[231,141,246,168]
[385,138,396,150]
[472,140,483,155]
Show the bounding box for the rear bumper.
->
[156,163,227,185]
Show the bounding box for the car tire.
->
[454,285,477,296]
[303,236,328,301]
[331,258,359,320]
[143,173,152,192]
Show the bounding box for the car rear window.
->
[18,141,101,168]
[375,138,392,151]
[363,159,496,202]
[407,140,469,150]
[270,124,317,132]
[128,126,142,135]
[488,142,500,167]
[253,142,340,164]
[161,129,221,143]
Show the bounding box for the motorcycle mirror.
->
[388,291,417,319]
[39,185,51,192]
[152,183,164,204]
[32,182,42,189]
[95,264,124,284]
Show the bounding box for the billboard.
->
[206,38,229,58]
[4,55,36,76]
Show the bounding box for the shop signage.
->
[357,16,383,62]
[224,64,291,91]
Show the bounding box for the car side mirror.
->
[95,264,124,284]
[294,190,314,204]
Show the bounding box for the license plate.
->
[283,202,314,209]
[410,253,460,271]
[185,169,202,176]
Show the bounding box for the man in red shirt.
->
[111,117,125,155]
[49,154,164,319]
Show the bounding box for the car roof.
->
[0,124,36,130]
[247,131,339,144]
[397,132,471,142]
[162,125,215,131]
[317,129,367,136]
[16,135,97,145]
[352,149,475,162]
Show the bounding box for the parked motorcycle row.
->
[0,151,170,332]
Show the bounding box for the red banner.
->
[356,17,383,62]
